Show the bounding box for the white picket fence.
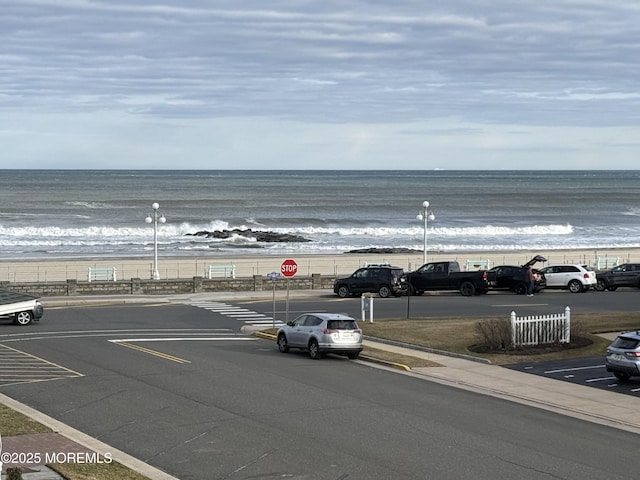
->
[510,307,571,347]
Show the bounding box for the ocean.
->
[1,170,639,260]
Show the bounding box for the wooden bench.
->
[207,264,236,279]
[465,259,491,271]
[88,267,117,282]
[594,256,619,270]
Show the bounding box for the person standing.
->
[526,265,535,296]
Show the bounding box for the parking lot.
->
[503,356,640,397]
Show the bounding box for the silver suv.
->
[605,331,640,382]
[276,313,363,360]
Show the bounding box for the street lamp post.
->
[145,202,166,280]
[416,201,435,265]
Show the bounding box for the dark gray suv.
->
[333,264,405,298]
[595,263,640,291]
[605,331,640,382]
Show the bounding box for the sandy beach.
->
[0,248,636,283]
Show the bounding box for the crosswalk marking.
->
[175,301,284,327]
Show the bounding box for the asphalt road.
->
[236,287,640,321]
[1,302,640,479]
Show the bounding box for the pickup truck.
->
[0,289,44,325]
[404,261,489,296]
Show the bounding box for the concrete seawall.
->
[1,274,337,297]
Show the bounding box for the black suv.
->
[333,264,405,298]
[595,263,640,291]
[486,255,547,295]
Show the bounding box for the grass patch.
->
[359,312,640,365]
[50,461,149,480]
[0,404,52,436]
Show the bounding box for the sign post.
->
[280,259,298,322]
[266,271,281,327]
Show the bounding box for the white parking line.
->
[585,376,616,383]
[544,365,604,374]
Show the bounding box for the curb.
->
[252,331,411,370]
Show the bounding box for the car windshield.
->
[327,320,358,330]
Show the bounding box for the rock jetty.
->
[345,248,421,254]
[187,229,311,243]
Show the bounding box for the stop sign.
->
[280,259,298,277]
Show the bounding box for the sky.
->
[2,0,640,170]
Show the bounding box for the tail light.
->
[482,272,487,281]
[625,351,640,358]
[583,273,590,279]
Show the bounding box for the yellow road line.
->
[113,341,191,364]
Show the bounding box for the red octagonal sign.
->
[280,259,298,278]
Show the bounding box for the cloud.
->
[1,0,640,169]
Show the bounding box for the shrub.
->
[6,467,23,480]
[474,318,511,350]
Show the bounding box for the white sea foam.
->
[273,224,574,237]
[0,222,574,244]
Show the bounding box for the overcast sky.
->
[2,1,640,170]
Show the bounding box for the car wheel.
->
[14,311,33,326]
[277,334,289,353]
[614,371,631,382]
[378,285,391,298]
[594,279,606,291]
[568,279,583,293]
[459,281,475,296]
[347,352,360,359]
[337,285,350,298]
[308,339,321,360]
[514,283,527,295]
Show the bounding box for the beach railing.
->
[207,264,236,279]
[510,307,570,347]
[88,267,117,282]
[594,256,620,270]
[465,259,491,271]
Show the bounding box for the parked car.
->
[403,261,489,296]
[276,313,363,360]
[333,264,405,298]
[0,289,44,325]
[537,264,596,293]
[605,331,640,382]
[486,255,547,295]
[595,263,640,291]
